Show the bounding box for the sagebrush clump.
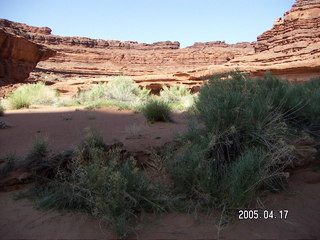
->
[160,85,195,110]
[167,73,319,211]
[140,99,172,123]
[0,119,9,129]
[8,82,58,109]
[76,77,150,110]
[0,105,4,116]
[18,129,166,238]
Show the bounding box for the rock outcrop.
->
[0,0,319,96]
[200,0,320,81]
[0,28,56,82]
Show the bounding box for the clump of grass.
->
[284,78,320,128]
[0,153,17,179]
[140,99,172,123]
[160,85,190,102]
[0,119,9,129]
[160,85,195,110]
[7,82,58,109]
[76,77,150,110]
[0,105,4,116]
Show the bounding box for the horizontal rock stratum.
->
[0,0,319,95]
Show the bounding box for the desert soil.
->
[0,106,320,239]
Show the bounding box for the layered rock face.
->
[255,0,320,53]
[223,0,320,80]
[0,0,319,96]
[0,18,254,94]
[0,17,254,74]
[0,28,55,81]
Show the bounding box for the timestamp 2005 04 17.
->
[238,209,289,220]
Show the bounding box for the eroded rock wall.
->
[0,0,319,96]
[0,29,56,81]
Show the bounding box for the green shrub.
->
[226,148,268,208]
[167,72,296,211]
[255,75,320,128]
[285,78,320,127]
[20,130,166,238]
[8,82,57,109]
[0,119,9,129]
[160,85,195,110]
[0,153,16,179]
[140,99,172,123]
[0,105,4,116]
[160,85,190,102]
[76,77,150,110]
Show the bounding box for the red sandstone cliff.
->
[0,0,319,96]
[199,0,320,81]
[0,28,56,81]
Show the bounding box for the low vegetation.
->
[167,73,319,211]
[0,105,4,116]
[13,130,167,238]
[3,73,319,237]
[75,77,150,110]
[6,82,58,109]
[140,99,172,123]
[160,85,195,110]
[0,153,16,179]
[0,119,9,129]
[3,77,195,118]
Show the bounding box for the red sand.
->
[0,106,188,157]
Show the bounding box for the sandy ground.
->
[0,106,188,158]
[0,106,320,239]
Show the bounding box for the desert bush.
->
[8,82,58,109]
[20,129,166,238]
[167,72,296,211]
[160,85,190,102]
[76,77,150,110]
[0,153,16,179]
[0,105,4,116]
[226,148,268,208]
[284,78,320,127]
[140,99,172,123]
[160,85,195,110]
[0,119,9,129]
[254,75,320,129]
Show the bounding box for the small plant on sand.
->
[0,119,9,129]
[160,85,195,110]
[140,99,172,123]
[0,153,16,179]
[0,105,4,116]
[7,82,58,109]
[160,85,190,102]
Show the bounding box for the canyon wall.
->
[223,0,320,80]
[0,28,55,81]
[0,0,319,96]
